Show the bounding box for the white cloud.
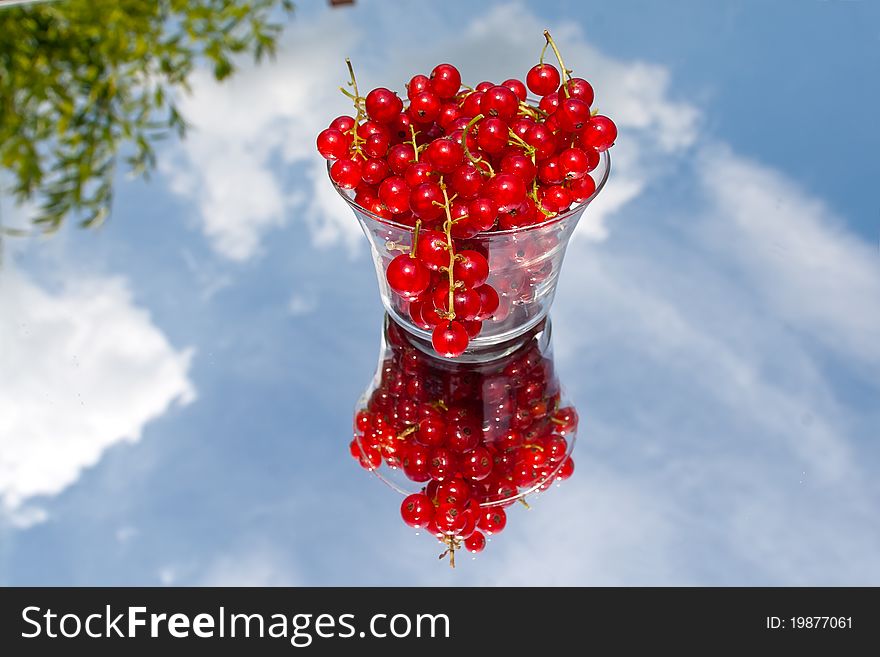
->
[161,2,698,259]
[0,267,196,525]
[160,11,363,260]
[698,145,880,366]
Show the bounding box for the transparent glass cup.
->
[331,151,610,358]
[350,315,578,508]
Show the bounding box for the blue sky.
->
[1,0,879,585]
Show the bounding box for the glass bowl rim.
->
[328,149,610,236]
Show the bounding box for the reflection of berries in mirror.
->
[317,30,616,358]
[350,318,577,566]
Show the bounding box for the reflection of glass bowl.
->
[331,151,609,353]
[350,315,577,508]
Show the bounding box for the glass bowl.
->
[331,150,610,355]
[349,314,578,508]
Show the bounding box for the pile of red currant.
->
[317,31,616,358]
[349,320,577,566]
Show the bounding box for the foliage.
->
[0,0,294,232]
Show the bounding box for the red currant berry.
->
[409,91,441,124]
[459,507,478,538]
[316,128,350,160]
[526,63,561,96]
[430,63,462,99]
[538,91,559,117]
[415,229,449,269]
[364,130,390,158]
[474,284,500,320]
[569,174,596,202]
[476,116,509,154]
[461,319,483,339]
[353,183,376,207]
[437,102,461,131]
[400,493,434,528]
[356,120,387,140]
[389,112,412,142]
[436,477,471,506]
[467,197,498,232]
[355,410,372,433]
[497,201,534,229]
[509,116,535,140]
[387,143,416,174]
[402,443,431,482]
[386,254,430,299]
[537,157,564,185]
[361,157,390,185]
[330,115,355,133]
[407,74,430,100]
[434,503,467,535]
[556,456,575,481]
[404,162,434,188]
[580,115,617,151]
[477,507,507,535]
[501,78,527,102]
[432,321,469,358]
[485,173,527,212]
[378,176,411,214]
[519,444,547,467]
[365,87,404,124]
[557,97,592,132]
[562,77,594,106]
[416,416,446,447]
[424,138,464,173]
[428,446,458,481]
[350,438,381,470]
[553,406,579,434]
[433,286,482,321]
[500,153,537,184]
[449,163,484,200]
[446,415,480,453]
[557,147,589,180]
[453,250,489,287]
[465,531,486,553]
[460,91,483,117]
[542,434,568,463]
[411,298,439,328]
[512,460,538,488]
[409,182,445,221]
[481,85,519,121]
[330,158,362,189]
[496,428,523,451]
[539,185,572,213]
[524,123,557,160]
[461,446,493,480]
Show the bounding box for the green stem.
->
[543,30,571,97]
[460,114,495,176]
[439,179,457,320]
[409,124,420,161]
[343,57,367,157]
[409,219,422,259]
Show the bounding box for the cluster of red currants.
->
[349,321,576,566]
[317,30,616,358]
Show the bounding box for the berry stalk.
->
[460,114,494,175]
[542,30,571,97]
[439,179,457,319]
[341,57,368,158]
